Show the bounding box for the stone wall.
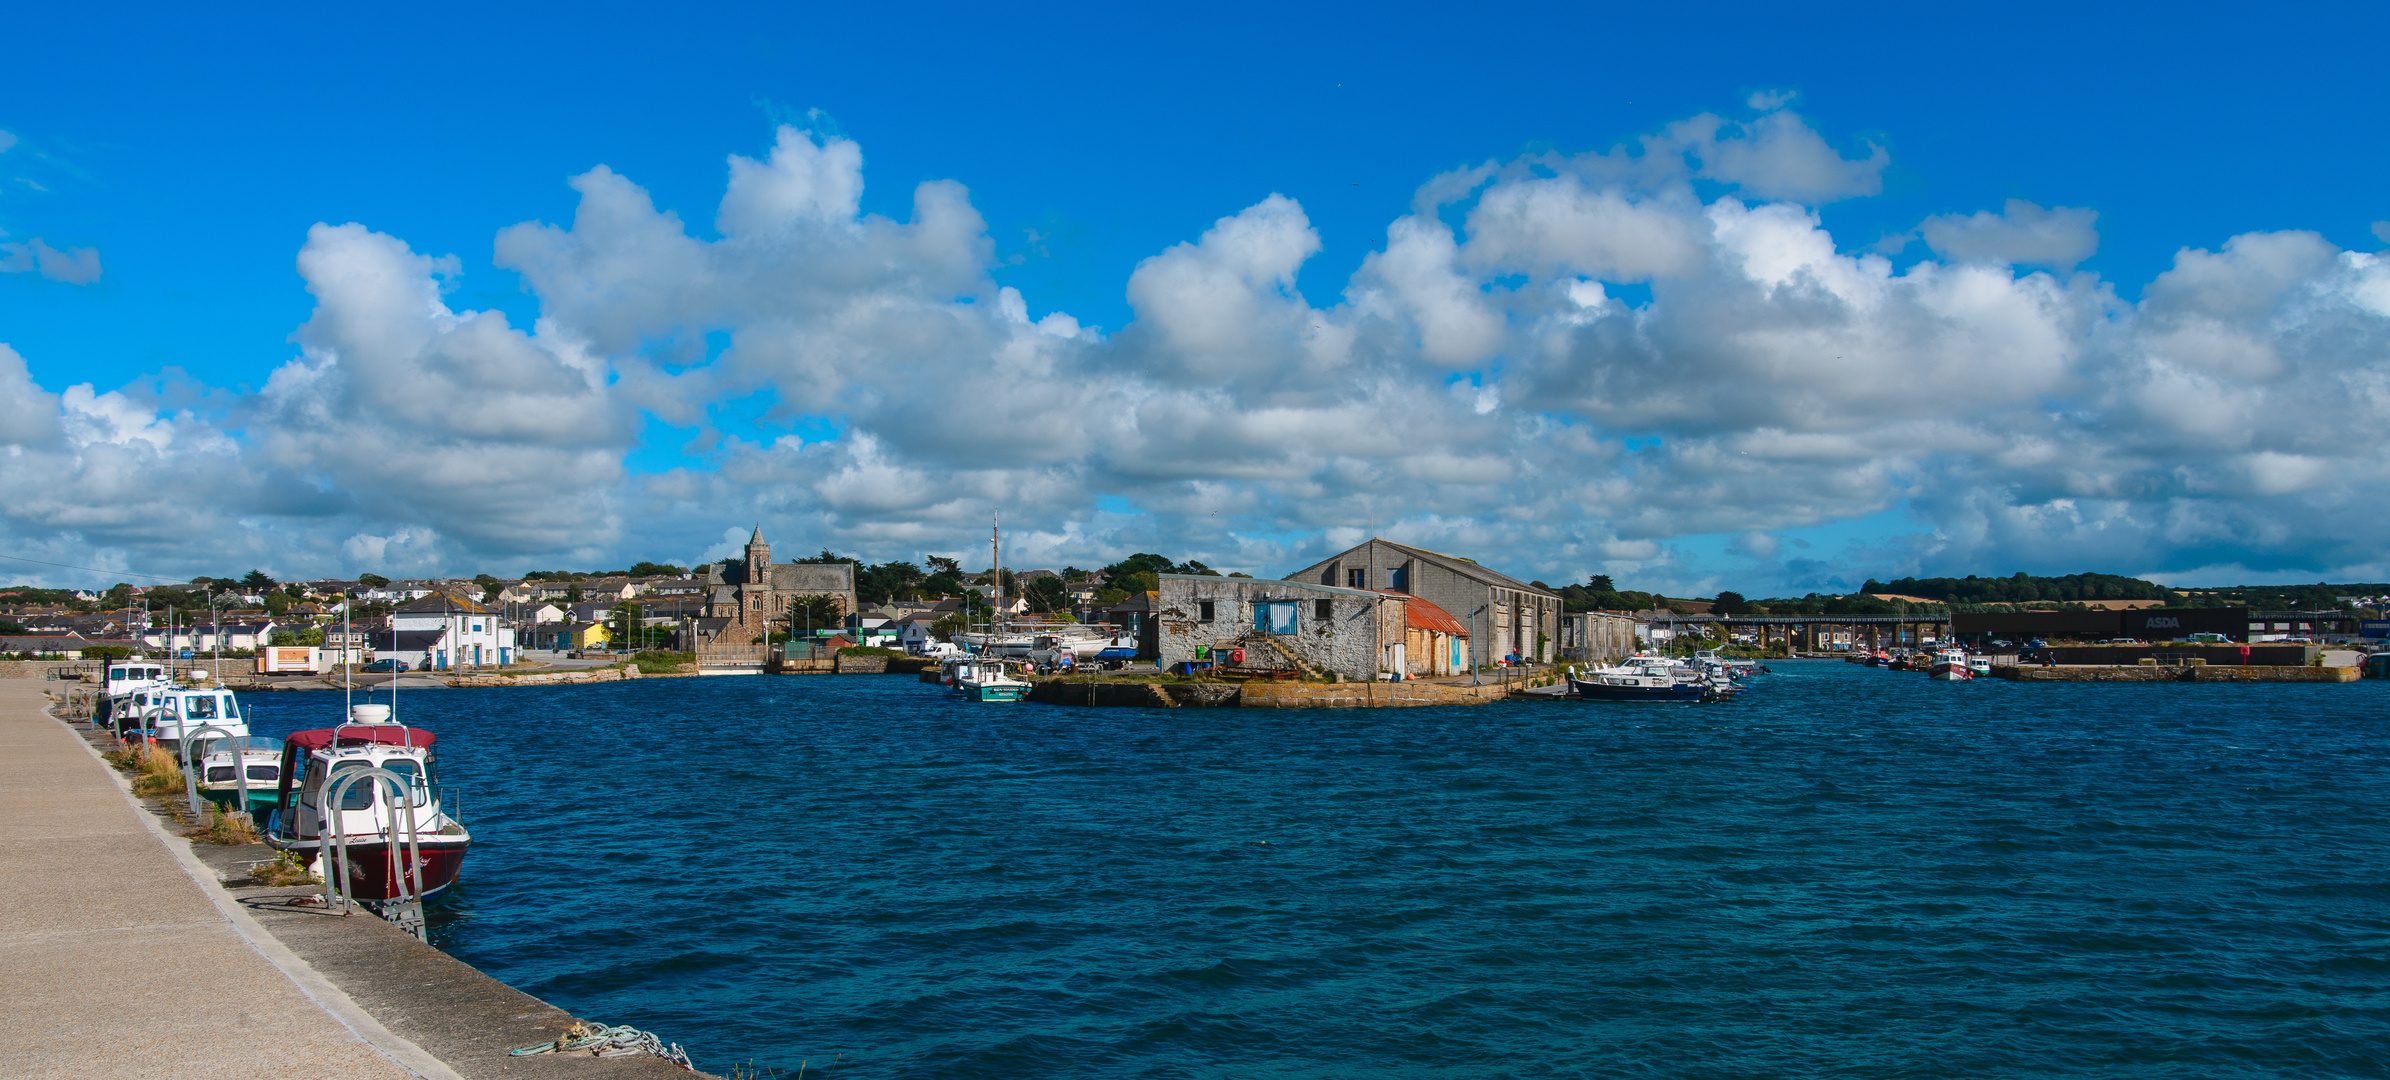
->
[1157,575,1398,680]
[1027,680,1242,708]
[1238,680,1506,708]
[1994,664,2360,683]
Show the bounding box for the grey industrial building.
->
[1282,539,1562,665]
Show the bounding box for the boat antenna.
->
[342,583,353,719]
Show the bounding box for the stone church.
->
[683,527,858,664]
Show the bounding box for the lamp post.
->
[1470,604,1487,685]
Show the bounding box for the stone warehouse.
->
[1157,575,1406,681]
[1558,611,1640,664]
[1284,539,1562,665]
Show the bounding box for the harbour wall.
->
[1992,664,2360,682]
[1023,677,1512,708]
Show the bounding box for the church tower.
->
[743,524,770,584]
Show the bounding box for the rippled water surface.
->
[248,662,2390,1077]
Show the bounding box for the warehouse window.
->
[1198,601,1214,622]
[1256,602,1299,635]
[1348,568,1366,589]
[1315,598,1333,621]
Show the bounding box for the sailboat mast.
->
[991,512,1002,637]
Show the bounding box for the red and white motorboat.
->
[1928,647,1973,681]
[265,705,471,903]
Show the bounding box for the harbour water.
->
[247,661,2390,1077]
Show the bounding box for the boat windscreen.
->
[329,761,378,810]
[382,759,430,807]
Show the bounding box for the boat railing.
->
[322,766,430,941]
[179,725,242,820]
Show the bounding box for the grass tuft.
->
[188,802,262,845]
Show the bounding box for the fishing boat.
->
[1569,656,1719,702]
[127,677,251,752]
[954,658,1032,702]
[1927,647,1973,681]
[195,736,284,817]
[1967,656,1993,677]
[265,705,471,903]
[94,659,172,734]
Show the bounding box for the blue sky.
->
[3,1,2387,593]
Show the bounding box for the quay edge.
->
[1991,664,2361,682]
[24,685,724,1079]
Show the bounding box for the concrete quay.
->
[0,681,713,1079]
[1991,663,2360,682]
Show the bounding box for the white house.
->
[140,621,278,654]
[388,593,514,668]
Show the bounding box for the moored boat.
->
[1569,656,1719,702]
[265,705,471,904]
[127,678,250,753]
[195,735,284,818]
[1928,647,1973,681]
[94,659,172,735]
[955,658,1032,702]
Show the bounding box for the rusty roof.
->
[1400,594,1470,637]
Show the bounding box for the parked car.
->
[361,659,410,673]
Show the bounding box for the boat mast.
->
[991,512,1003,641]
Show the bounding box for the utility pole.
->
[1470,604,1487,685]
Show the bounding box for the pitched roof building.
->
[1283,538,1562,665]
[683,527,859,666]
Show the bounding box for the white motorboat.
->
[1569,655,1722,702]
[954,658,1032,702]
[196,735,284,818]
[126,678,251,752]
[95,659,173,735]
[1928,647,1973,681]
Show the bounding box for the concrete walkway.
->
[0,681,426,1079]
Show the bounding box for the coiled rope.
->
[513,1021,694,1069]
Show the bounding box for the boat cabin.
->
[130,685,250,747]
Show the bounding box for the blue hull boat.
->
[1569,678,1715,703]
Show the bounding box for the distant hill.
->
[1860,573,2176,605]
[2181,582,2390,611]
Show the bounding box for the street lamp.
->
[1470,604,1488,685]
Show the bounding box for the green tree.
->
[789,594,843,637]
[1024,575,1069,613]
[564,582,584,604]
[358,573,390,589]
[241,569,274,591]
[1713,591,1750,615]
[474,573,502,602]
[607,602,646,651]
[628,561,685,578]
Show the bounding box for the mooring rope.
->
[512,1020,694,1069]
